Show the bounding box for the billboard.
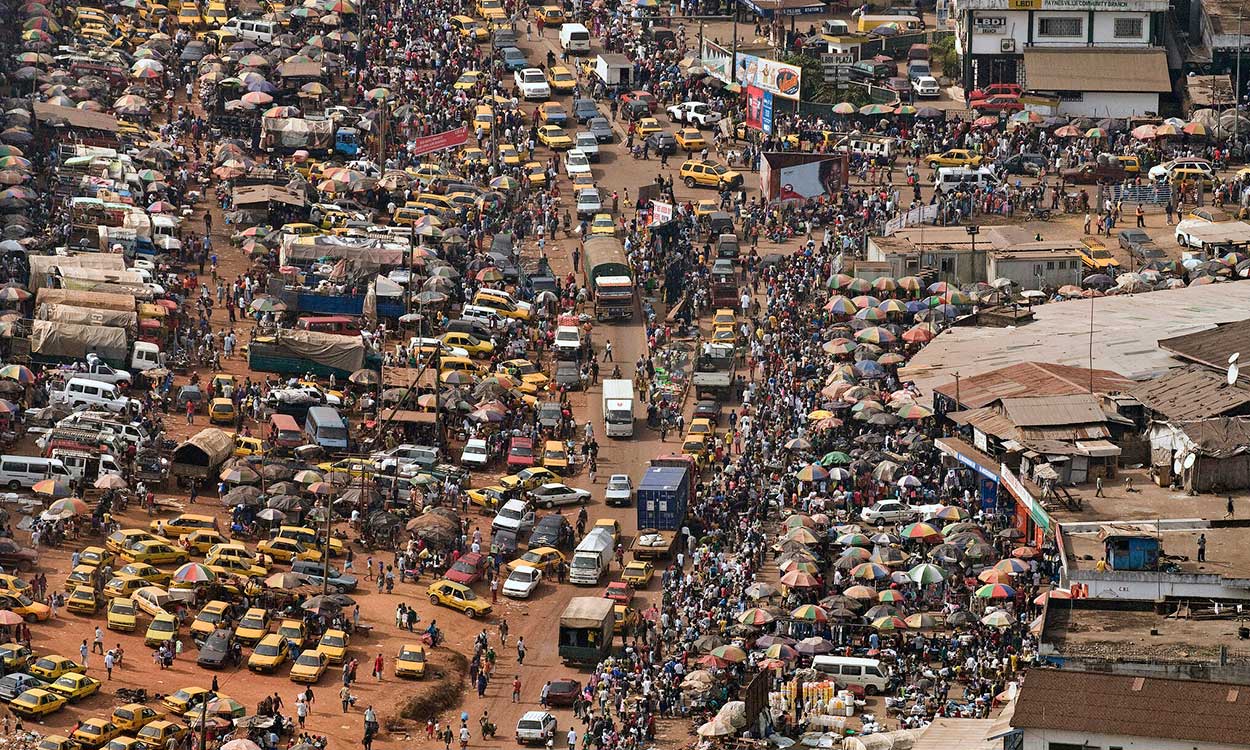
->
[411,126,469,157]
[761,91,774,136]
[744,86,764,130]
[760,152,849,202]
[702,41,802,101]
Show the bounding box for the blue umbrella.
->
[854,361,886,379]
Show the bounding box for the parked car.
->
[196,629,236,669]
[604,474,633,506]
[860,500,918,525]
[527,515,572,549]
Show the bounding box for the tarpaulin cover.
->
[30,320,128,361]
[261,118,335,150]
[35,288,136,312]
[559,597,615,628]
[28,255,126,292]
[172,428,235,467]
[270,328,365,372]
[38,304,138,335]
[282,236,406,269]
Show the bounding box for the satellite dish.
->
[1184,453,1197,470]
[1172,458,1183,475]
[1229,362,1240,385]
[1230,352,1240,364]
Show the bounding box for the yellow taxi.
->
[103,737,145,750]
[500,466,558,491]
[498,143,522,166]
[499,359,549,388]
[539,102,569,124]
[476,0,506,19]
[681,434,708,463]
[277,526,346,557]
[636,117,662,137]
[47,672,102,703]
[923,149,983,169]
[202,0,227,24]
[78,548,116,569]
[316,458,379,477]
[207,555,269,579]
[118,563,169,586]
[688,417,716,437]
[0,593,50,622]
[175,4,202,28]
[460,147,489,168]
[256,537,320,563]
[439,356,485,383]
[107,597,138,632]
[112,704,165,734]
[121,540,188,566]
[232,434,267,457]
[680,160,743,189]
[144,611,179,648]
[541,440,569,474]
[426,580,492,618]
[162,686,210,714]
[137,721,186,750]
[453,70,484,91]
[467,485,509,511]
[248,633,291,673]
[525,161,548,187]
[235,607,271,645]
[0,642,33,673]
[449,14,488,41]
[537,125,573,149]
[191,604,230,644]
[317,629,351,663]
[548,65,576,94]
[711,326,736,346]
[505,546,566,574]
[277,619,308,649]
[694,199,719,218]
[289,649,329,683]
[441,331,495,357]
[151,514,217,539]
[621,560,655,588]
[30,656,84,683]
[66,585,101,614]
[10,688,67,719]
[533,4,566,24]
[589,213,616,236]
[106,529,162,555]
[1077,237,1120,270]
[712,308,737,327]
[571,172,596,190]
[72,719,122,749]
[473,105,494,135]
[36,736,77,750]
[395,643,427,678]
[63,565,96,593]
[675,128,707,151]
[181,529,229,555]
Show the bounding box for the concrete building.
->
[986,243,1084,290]
[1010,669,1250,750]
[955,0,1173,117]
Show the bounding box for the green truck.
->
[247,329,379,379]
[581,236,635,321]
[558,597,614,665]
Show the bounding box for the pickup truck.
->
[514,68,551,99]
[576,188,602,218]
[65,360,132,388]
[665,101,722,126]
[631,529,676,559]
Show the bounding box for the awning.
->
[1077,439,1122,457]
[737,0,827,16]
[935,437,1000,481]
[1023,48,1171,93]
[378,408,437,424]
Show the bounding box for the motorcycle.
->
[1028,206,1052,221]
[479,718,497,739]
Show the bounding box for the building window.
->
[1113,17,1143,38]
[940,258,955,273]
[1047,261,1055,270]
[1038,16,1082,36]
[1057,91,1085,101]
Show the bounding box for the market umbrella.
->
[47,497,88,515]
[710,644,747,663]
[94,474,128,490]
[265,572,308,589]
[790,604,828,622]
[981,610,1015,627]
[872,616,909,631]
[32,479,72,498]
[905,613,940,629]
[172,563,216,584]
[794,637,833,655]
[349,368,380,385]
[851,562,890,580]
[975,583,1016,599]
[907,562,946,585]
[794,463,828,482]
[779,570,819,587]
[745,582,777,600]
[0,611,23,626]
[220,466,260,485]
[736,607,774,626]
[0,364,34,383]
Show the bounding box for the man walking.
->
[1197,533,1207,562]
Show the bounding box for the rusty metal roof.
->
[932,362,1135,409]
[1012,669,1250,745]
[1158,319,1250,375]
[1130,366,1250,421]
[999,394,1104,427]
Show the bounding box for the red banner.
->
[744,86,764,131]
[411,126,469,157]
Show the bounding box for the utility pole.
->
[1236,6,1244,146]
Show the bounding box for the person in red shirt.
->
[372,652,384,681]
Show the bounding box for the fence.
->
[1110,183,1173,206]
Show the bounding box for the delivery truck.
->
[558,597,614,664]
[601,379,635,438]
[581,236,635,321]
[569,528,614,585]
[636,465,690,531]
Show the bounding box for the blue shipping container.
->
[635,466,690,531]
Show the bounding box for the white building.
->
[1010,669,1250,750]
[955,0,1173,117]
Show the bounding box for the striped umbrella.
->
[790,604,828,622]
[822,337,858,355]
[981,610,1015,627]
[794,464,828,482]
[975,583,1016,599]
[871,277,897,293]
[836,532,871,548]
[905,613,940,629]
[842,585,878,600]
[907,563,946,585]
[839,547,872,562]
[1033,589,1072,605]
[710,645,747,663]
[994,557,1031,574]
[855,326,896,344]
[871,615,909,631]
[763,643,798,660]
[779,570,820,588]
[294,470,323,484]
[0,364,33,383]
[1012,546,1040,559]
[876,589,904,603]
[32,479,72,498]
[832,102,856,115]
[220,466,260,485]
[172,562,216,584]
[900,522,942,541]
[306,481,336,496]
[851,295,881,309]
[851,562,891,580]
[47,497,88,515]
[931,506,968,521]
[783,527,820,545]
[878,298,908,314]
[821,451,852,466]
[895,403,933,420]
[736,607,774,626]
[823,296,857,315]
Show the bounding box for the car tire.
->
[542,500,554,509]
[23,613,35,624]
[684,177,696,188]
[929,161,940,170]
[466,608,479,619]
[7,481,18,491]
[429,595,440,605]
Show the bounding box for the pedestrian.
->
[512,676,521,702]
[104,650,115,680]
[1095,476,1103,497]
[1227,496,1236,519]
[296,697,308,727]
[1135,203,1145,227]
[602,340,613,362]
[372,652,384,681]
[1197,533,1207,562]
[499,619,509,645]
[490,576,499,603]
[516,636,526,665]
[93,626,104,654]
[340,685,352,713]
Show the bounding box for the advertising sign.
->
[701,40,802,101]
[410,126,469,157]
[650,200,673,226]
[761,92,774,136]
[744,86,764,130]
[777,159,844,200]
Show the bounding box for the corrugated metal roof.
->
[1179,417,1250,458]
[999,394,1104,427]
[1023,48,1172,92]
[1012,669,1250,745]
[1130,366,1250,421]
[1158,319,1250,374]
[932,362,1134,409]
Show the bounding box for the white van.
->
[51,378,134,413]
[58,412,150,447]
[811,656,890,694]
[934,166,999,194]
[49,449,123,483]
[560,23,591,53]
[460,304,509,330]
[222,17,279,43]
[0,455,69,490]
[131,341,162,372]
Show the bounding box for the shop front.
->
[936,437,1000,513]
[1000,464,1052,547]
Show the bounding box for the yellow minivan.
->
[408,193,454,213]
[391,206,426,226]
[449,14,487,41]
[209,398,237,425]
[439,356,484,382]
[471,289,532,320]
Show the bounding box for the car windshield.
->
[240,615,264,628]
[456,587,478,600]
[400,648,425,661]
[451,560,476,572]
[151,619,174,631]
[509,570,532,581]
[113,602,135,613]
[255,642,281,656]
[295,653,322,667]
[322,633,345,647]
